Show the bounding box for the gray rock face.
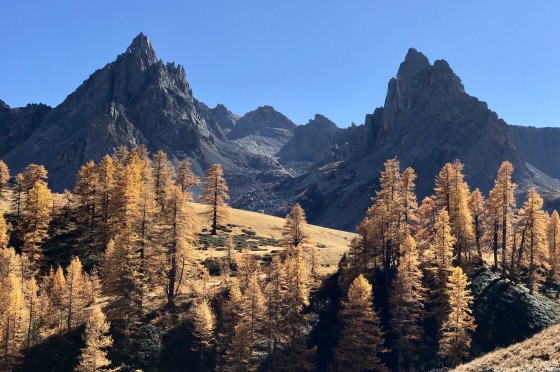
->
[0,101,52,157]
[278,114,340,166]
[227,106,296,157]
[508,125,560,180]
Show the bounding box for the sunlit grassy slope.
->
[189,202,356,274]
[454,323,560,372]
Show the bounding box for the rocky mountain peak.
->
[397,48,431,80]
[123,32,158,67]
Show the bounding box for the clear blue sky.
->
[1,1,559,127]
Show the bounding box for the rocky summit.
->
[1,36,560,231]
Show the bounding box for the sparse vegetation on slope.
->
[453,323,560,372]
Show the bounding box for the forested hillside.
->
[0,149,558,371]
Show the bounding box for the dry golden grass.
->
[454,324,560,372]
[189,202,356,274]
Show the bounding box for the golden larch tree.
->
[11,173,24,217]
[439,266,476,367]
[75,307,113,372]
[547,210,560,278]
[224,272,267,371]
[434,161,474,263]
[51,265,68,332]
[400,167,419,235]
[0,161,9,200]
[282,203,310,250]
[161,185,194,307]
[431,209,456,268]
[74,161,99,232]
[201,164,229,235]
[263,255,286,369]
[0,208,9,250]
[66,257,89,330]
[109,151,142,232]
[335,274,387,372]
[136,155,159,309]
[24,277,41,348]
[372,157,403,272]
[0,272,26,368]
[101,231,143,323]
[468,188,486,259]
[152,150,175,210]
[176,158,200,192]
[191,300,215,368]
[390,235,425,371]
[21,179,53,268]
[97,155,115,243]
[486,161,516,275]
[22,164,48,197]
[517,188,549,294]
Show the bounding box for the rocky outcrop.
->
[227,106,296,157]
[470,268,558,353]
[0,101,52,156]
[278,114,340,167]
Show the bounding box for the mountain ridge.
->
[1,34,559,231]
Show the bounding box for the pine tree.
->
[468,188,486,259]
[547,210,560,278]
[201,164,229,235]
[486,161,516,275]
[75,307,113,372]
[439,267,476,367]
[191,300,215,368]
[176,158,200,192]
[517,188,548,294]
[390,235,425,371]
[335,274,387,372]
[0,161,9,200]
[282,203,309,250]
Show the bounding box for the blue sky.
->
[1,1,559,127]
